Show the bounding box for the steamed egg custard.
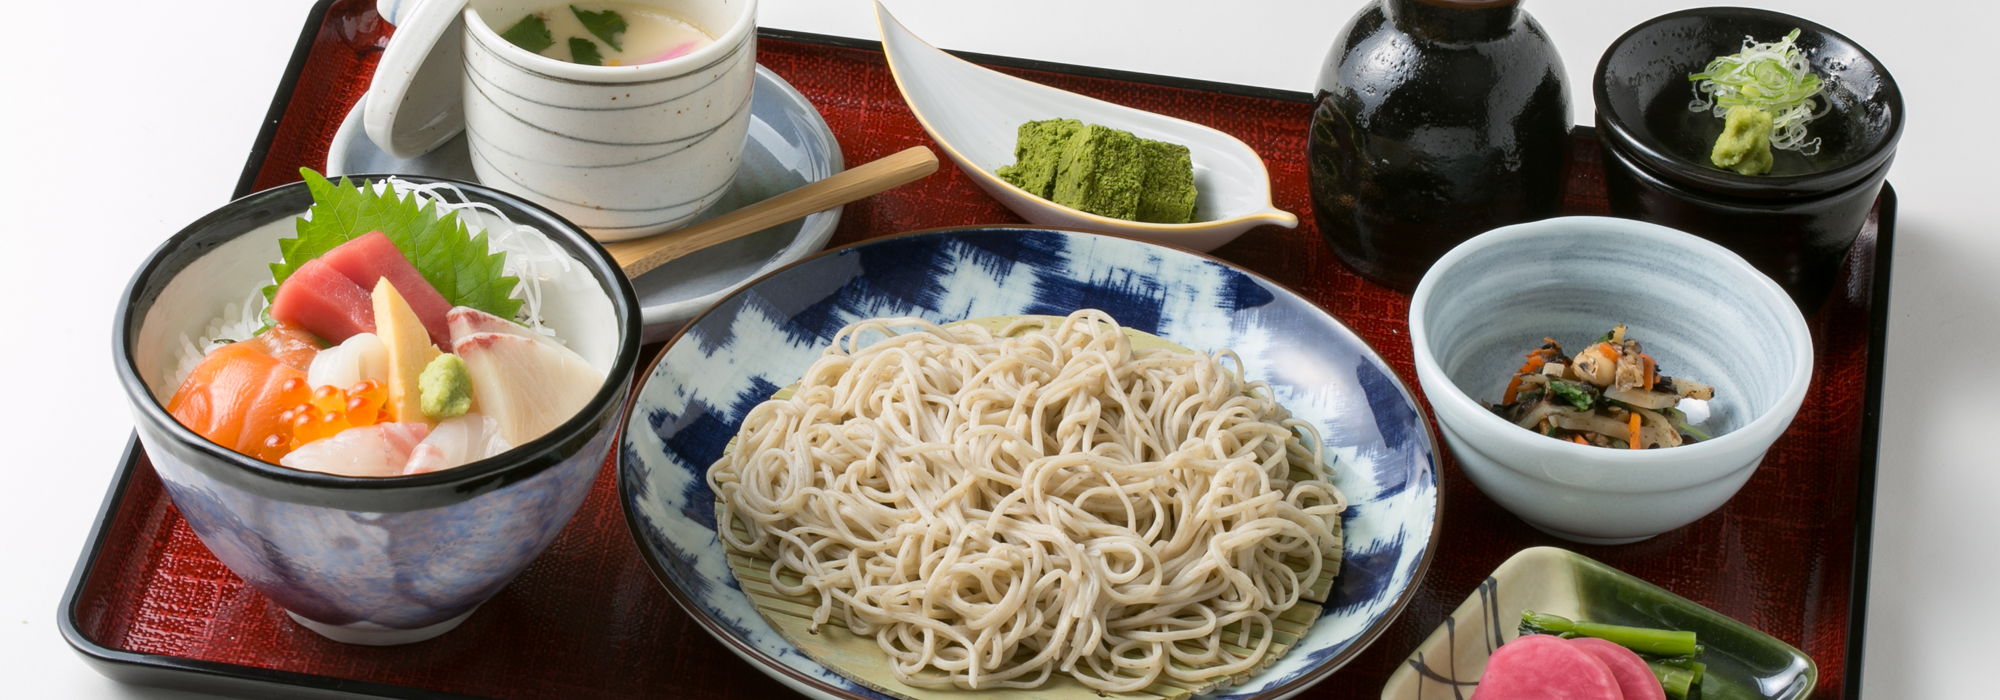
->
[497,2,715,66]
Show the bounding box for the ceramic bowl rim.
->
[618,223,1442,700]
[112,174,643,512]
[1408,216,1813,474]
[1592,6,1904,199]
[460,0,759,84]
[873,5,1299,236]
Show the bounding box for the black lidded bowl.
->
[111,174,641,645]
[1592,7,1901,311]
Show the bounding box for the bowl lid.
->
[364,0,471,160]
[1593,8,1902,199]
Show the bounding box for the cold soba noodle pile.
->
[708,311,1348,692]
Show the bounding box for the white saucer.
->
[328,65,844,342]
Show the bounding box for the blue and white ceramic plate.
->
[618,227,1441,700]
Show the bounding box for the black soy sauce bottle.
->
[1308,0,1570,291]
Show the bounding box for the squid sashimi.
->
[167,343,310,462]
[450,307,601,446]
[279,422,431,477]
[405,414,511,475]
[308,332,390,391]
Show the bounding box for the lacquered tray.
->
[63,0,1893,698]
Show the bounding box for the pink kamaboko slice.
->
[404,413,511,475]
[1569,638,1666,700]
[449,307,602,446]
[278,422,431,477]
[270,259,375,344]
[1470,633,1626,700]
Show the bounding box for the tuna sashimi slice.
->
[1570,637,1667,700]
[279,422,431,477]
[270,258,375,344]
[320,232,453,347]
[446,306,534,344]
[453,331,603,446]
[1470,634,1625,700]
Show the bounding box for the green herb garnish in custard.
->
[571,6,628,51]
[499,13,555,54]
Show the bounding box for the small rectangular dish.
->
[1382,546,1815,700]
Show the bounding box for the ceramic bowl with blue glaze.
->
[620,226,1440,700]
[1409,216,1812,545]
[113,175,642,645]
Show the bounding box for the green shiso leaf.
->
[569,37,603,66]
[266,169,523,322]
[499,13,555,54]
[571,5,628,51]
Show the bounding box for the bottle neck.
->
[1385,0,1522,43]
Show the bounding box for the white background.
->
[2,0,1992,697]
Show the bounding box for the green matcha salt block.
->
[1711,105,1775,176]
[1053,124,1145,220]
[996,119,1081,197]
[1135,139,1197,223]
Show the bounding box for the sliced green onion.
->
[1688,29,1828,154]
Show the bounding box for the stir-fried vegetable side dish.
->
[163,170,604,478]
[1489,326,1714,449]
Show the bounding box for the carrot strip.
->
[1641,354,1657,391]
[1502,353,1550,404]
[1571,434,1590,445]
[1628,412,1643,450]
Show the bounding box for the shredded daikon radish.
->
[380,178,569,344]
[1688,29,1829,154]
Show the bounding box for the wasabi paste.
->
[1688,28,1827,174]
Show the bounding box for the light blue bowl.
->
[1409,216,1813,544]
[619,227,1440,700]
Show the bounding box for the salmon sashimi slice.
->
[240,321,324,373]
[166,343,309,462]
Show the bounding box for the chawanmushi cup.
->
[112,175,641,645]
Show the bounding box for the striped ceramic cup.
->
[457,0,757,240]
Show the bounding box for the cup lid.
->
[365,0,471,160]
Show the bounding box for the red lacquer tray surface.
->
[66,1,1887,698]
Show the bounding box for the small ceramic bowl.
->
[112,175,642,645]
[1594,7,1902,310]
[621,226,1440,700]
[1409,216,1812,544]
[874,3,1296,252]
[1381,547,1816,700]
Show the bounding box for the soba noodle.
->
[707,310,1347,692]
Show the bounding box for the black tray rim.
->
[60,1,1895,697]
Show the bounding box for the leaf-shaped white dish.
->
[874,2,1296,252]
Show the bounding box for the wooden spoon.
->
[607,146,939,278]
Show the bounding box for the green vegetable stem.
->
[1519,610,1700,657]
[1649,660,1696,700]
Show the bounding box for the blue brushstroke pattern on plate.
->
[619,228,1439,698]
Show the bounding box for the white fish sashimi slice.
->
[453,331,604,446]
[307,332,391,390]
[404,413,512,475]
[446,306,534,344]
[279,423,431,477]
